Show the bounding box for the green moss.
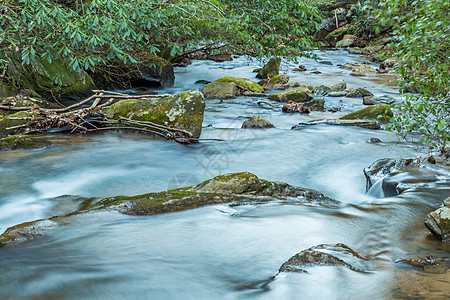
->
[269,87,313,102]
[0,135,51,150]
[269,75,282,83]
[340,105,392,122]
[215,76,264,93]
[326,28,348,39]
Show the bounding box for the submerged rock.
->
[279,243,371,273]
[425,207,450,242]
[0,135,51,151]
[293,119,380,130]
[241,115,274,129]
[340,104,392,123]
[268,86,313,102]
[107,89,205,138]
[256,57,281,79]
[214,76,264,94]
[202,82,238,99]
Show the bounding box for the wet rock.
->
[303,98,325,111]
[214,76,264,94]
[363,96,377,105]
[314,85,332,96]
[0,111,39,136]
[319,60,333,65]
[366,137,382,144]
[5,51,96,100]
[328,91,347,97]
[256,57,281,79]
[279,243,371,273]
[268,86,313,103]
[195,80,211,85]
[241,115,274,129]
[293,65,307,72]
[444,197,450,207]
[330,82,347,92]
[107,89,205,138]
[342,63,377,76]
[282,101,310,114]
[346,87,373,98]
[0,219,58,247]
[293,119,380,130]
[425,207,450,242]
[340,104,392,123]
[0,135,51,151]
[336,34,357,47]
[347,47,364,54]
[207,53,233,62]
[202,82,238,99]
[396,256,450,274]
[260,75,290,91]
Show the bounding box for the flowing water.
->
[0,50,449,299]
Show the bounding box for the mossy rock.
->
[202,82,238,99]
[346,87,373,98]
[89,172,338,215]
[268,86,313,102]
[241,115,274,129]
[6,51,96,100]
[0,135,51,151]
[256,57,281,79]
[425,207,450,242]
[330,82,347,92]
[107,89,205,138]
[314,85,332,96]
[260,75,290,91]
[0,111,38,136]
[214,76,264,93]
[303,99,325,110]
[340,105,392,123]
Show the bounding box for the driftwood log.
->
[1,91,198,144]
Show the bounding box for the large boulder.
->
[340,104,392,123]
[6,51,96,100]
[202,82,238,99]
[425,206,450,242]
[256,57,281,79]
[268,86,313,102]
[107,89,205,138]
[214,76,264,93]
[241,115,274,129]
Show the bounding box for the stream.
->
[0,50,449,299]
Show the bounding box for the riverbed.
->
[0,50,449,299]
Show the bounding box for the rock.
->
[347,47,364,54]
[346,87,373,98]
[366,137,382,144]
[314,85,332,96]
[279,243,371,273]
[195,80,211,84]
[336,34,357,47]
[328,91,347,97]
[363,96,376,105]
[0,82,18,98]
[256,57,281,79]
[0,135,51,151]
[0,111,39,136]
[202,82,238,99]
[313,0,360,12]
[319,60,333,65]
[396,256,450,274]
[268,86,313,102]
[260,75,290,91]
[293,65,307,72]
[214,76,264,93]
[107,89,205,138]
[282,101,311,114]
[340,104,392,123]
[444,197,450,207]
[207,53,233,62]
[303,98,325,111]
[6,51,96,100]
[425,207,450,242]
[241,115,274,129]
[342,63,377,76]
[330,82,347,92]
[0,173,338,247]
[293,119,380,130]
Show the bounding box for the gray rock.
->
[256,57,281,79]
[425,207,450,242]
[330,82,347,92]
[202,82,238,99]
[292,119,380,130]
[241,115,274,129]
[315,85,332,96]
[346,87,373,98]
[328,91,347,97]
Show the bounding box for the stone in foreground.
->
[425,207,450,242]
[107,89,205,138]
[241,115,274,129]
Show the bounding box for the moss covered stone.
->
[256,57,281,79]
[6,51,96,100]
[0,111,38,136]
[340,104,392,123]
[214,76,264,93]
[202,82,238,99]
[107,89,205,138]
[0,135,51,151]
[303,99,325,110]
[241,115,274,129]
[268,86,313,102]
[346,87,373,98]
[260,75,290,91]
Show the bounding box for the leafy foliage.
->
[377,0,450,151]
[0,0,323,76]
